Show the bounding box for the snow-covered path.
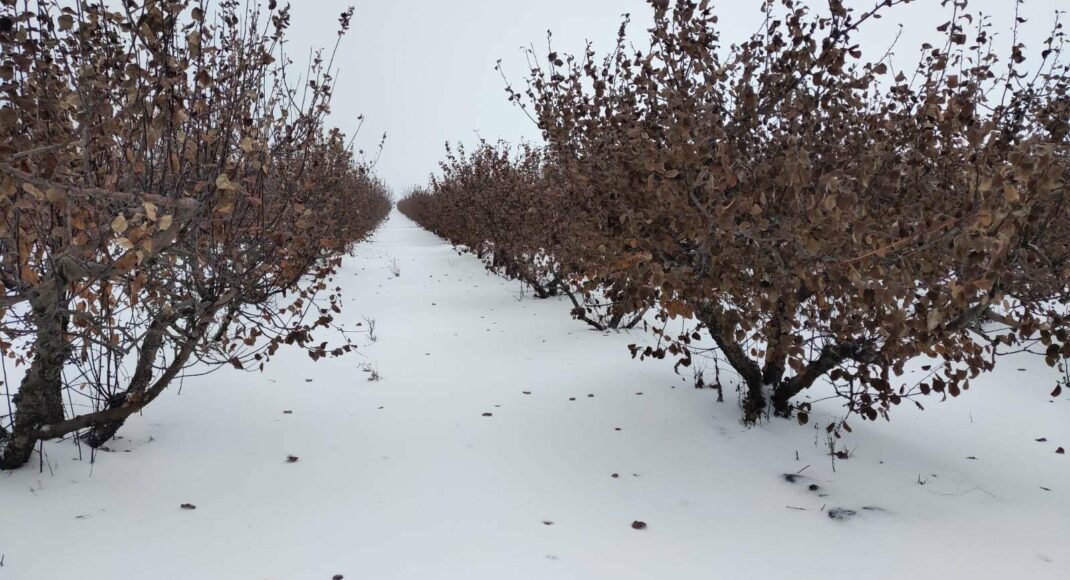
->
[1,212,1068,580]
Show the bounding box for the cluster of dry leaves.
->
[402,0,1069,425]
[0,1,389,469]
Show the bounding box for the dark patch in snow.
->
[827,508,857,521]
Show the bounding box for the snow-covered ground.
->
[1,212,1067,580]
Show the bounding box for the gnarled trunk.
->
[0,280,70,469]
[83,312,176,448]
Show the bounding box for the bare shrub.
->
[362,316,377,342]
[362,363,382,382]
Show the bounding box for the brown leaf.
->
[1003,183,1020,203]
[111,215,128,234]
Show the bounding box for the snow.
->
[1,212,1068,580]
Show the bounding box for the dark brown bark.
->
[83,312,177,448]
[771,341,881,416]
[696,305,766,422]
[564,288,608,331]
[761,298,789,387]
[36,316,209,445]
[0,280,70,469]
[767,300,995,417]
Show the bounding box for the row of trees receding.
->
[401,0,1070,425]
[0,0,390,469]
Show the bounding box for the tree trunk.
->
[0,281,71,470]
[83,312,176,448]
[564,288,608,331]
[29,313,211,453]
[695,305,767,422]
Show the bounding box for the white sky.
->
[281,0,1065,193]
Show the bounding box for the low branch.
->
[0,162,200,211]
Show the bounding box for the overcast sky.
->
[280,0,1065,193]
